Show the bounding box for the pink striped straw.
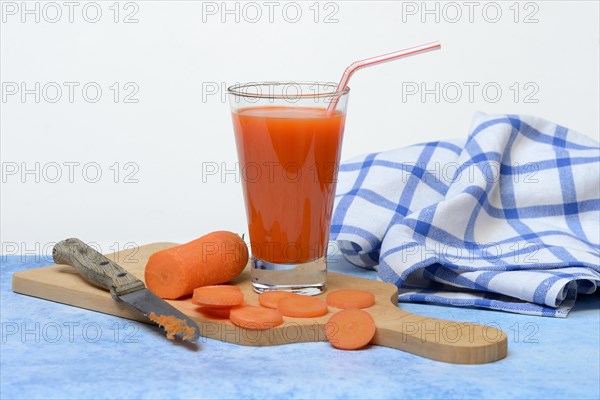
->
[327,41,442,114]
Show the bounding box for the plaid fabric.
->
[331,113,600,317]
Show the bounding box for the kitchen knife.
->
[53,238,200,342]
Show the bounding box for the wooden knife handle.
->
[53,238,145,300]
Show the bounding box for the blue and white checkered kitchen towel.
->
[331,113,600,317]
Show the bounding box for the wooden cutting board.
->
[12,242,507,364]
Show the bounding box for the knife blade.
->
[53,238,200,342]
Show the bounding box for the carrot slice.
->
[325,309,376,350]
[258,291,301,309]
[278,295,328,318]
[197,306,232,319]
[326,290,375,309]
[192,285,244,308]
[229,305,283,330]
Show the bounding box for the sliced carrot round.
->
[326,290,375,309]
[258,291,301,309]
[326,309,376,350]
[278,295,328,318]
[197,306,232,319]
[192,285,244,308]
[229,305,283,330]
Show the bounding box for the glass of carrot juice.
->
[228,82,350,295]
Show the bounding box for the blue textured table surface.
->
[1,254,599,400]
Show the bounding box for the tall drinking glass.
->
[228,82,350,295]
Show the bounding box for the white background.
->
[1,0,599,254]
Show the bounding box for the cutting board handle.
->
[53,238,145,299]
[372,305,508,364]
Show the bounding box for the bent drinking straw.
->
[326,41,442,114]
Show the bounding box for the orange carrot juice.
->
[232,106,346,265]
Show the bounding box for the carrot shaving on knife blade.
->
[148,312,196,341]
